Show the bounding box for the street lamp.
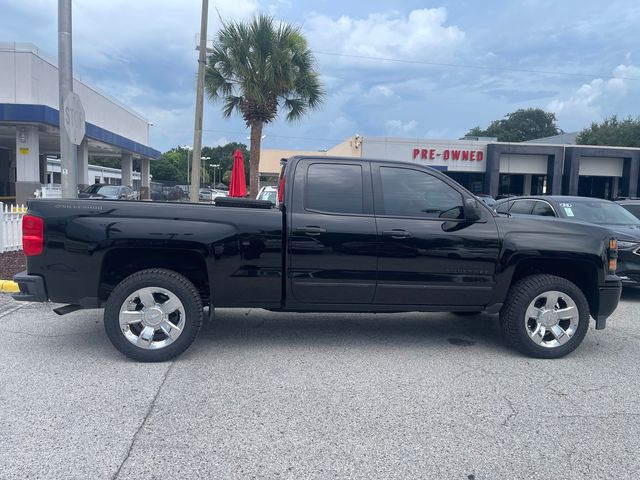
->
[201,156,210,186]
[209,163,220,187]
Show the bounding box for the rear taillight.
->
[22,215,44,256]
[277,172,286,204]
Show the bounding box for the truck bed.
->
[24,199,284,309]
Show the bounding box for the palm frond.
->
[205,14,324,126]
[222,96,244,118]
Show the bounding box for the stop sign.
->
[62,92,86,145]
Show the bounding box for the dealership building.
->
[0,42,160,204]
[261,135,640,199]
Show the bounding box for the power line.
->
[313,50,640,82]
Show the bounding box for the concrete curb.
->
[0,280,19,294]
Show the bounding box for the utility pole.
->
[190,0,209,201]
[58,0,78,198]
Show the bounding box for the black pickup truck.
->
[14,156,621,361]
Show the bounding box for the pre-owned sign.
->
[412,148,484,162]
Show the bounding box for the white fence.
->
[0,203,26,253]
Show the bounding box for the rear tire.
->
[500,274,590,359]
[104,269,203,362]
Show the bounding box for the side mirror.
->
[464,198,482,222]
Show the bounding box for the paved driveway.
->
[0,291,639,479]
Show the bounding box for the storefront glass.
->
[445,172,485,194]
[578,176,617,199]
[499,174,524,197]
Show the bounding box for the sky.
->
[2,0,640,153]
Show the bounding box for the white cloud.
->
[72,0,259,69]
[211,136,230,146]
[367,85,396,99]
[305,8,465,63]
[385,119,418,136]
[546,63,640,129]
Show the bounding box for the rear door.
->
[288,159,378,304]
[373,163,500,306]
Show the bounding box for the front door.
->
[288,160,378,304]
[373,164,500,306]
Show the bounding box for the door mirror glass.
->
[464,198,482,222]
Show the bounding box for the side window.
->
[306,163,363,214]
[509,200,535,215]
[531,201,555,216]
[496,202,511,214]
[624,204,640,219]
[379,167,463,219]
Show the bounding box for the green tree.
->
[150,159,179,181]
[89,157,121,169]
[201,142,249,187]
[205,14,323,196]
[576,115,640,147]
[467,108,561,142]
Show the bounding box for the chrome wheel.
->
[524,290,579,349]
[119,287,186,350]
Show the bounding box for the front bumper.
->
[12,271,48,303]
[594,278,622,330]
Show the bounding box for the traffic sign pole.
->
[58,0,78,198]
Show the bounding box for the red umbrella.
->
[229,149,247,198]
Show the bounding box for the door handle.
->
[296,226,327,236]
[382,229,413,239]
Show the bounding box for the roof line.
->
[0,103,160,159]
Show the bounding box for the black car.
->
[616,198,640,220]
[495,195,640,285]
[79,184,137,200]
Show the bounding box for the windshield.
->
[84,185,120,196]
[259,190,277,203]
[84,184,103,193]
[561,200,640,225]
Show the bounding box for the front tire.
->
[500,274,590,359]
[104,269,203,362]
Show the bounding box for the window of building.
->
[379,167,463,219]
[306,163,363,214]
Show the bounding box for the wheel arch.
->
[99,248,209,305]
[510,258,599,317]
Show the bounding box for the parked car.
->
[494,195,640,285]
[257,186,278,204]
[198,188,212,201]
[175,185,190,200]
[14,156,621,362]
[476,194,496,207]
[616,198,640,220]
[198,188,228,202]
[211,189,228,201]
[79,184,137,200]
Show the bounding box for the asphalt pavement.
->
[0,290,639,480]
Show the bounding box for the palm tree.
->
[205,15,324,197]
